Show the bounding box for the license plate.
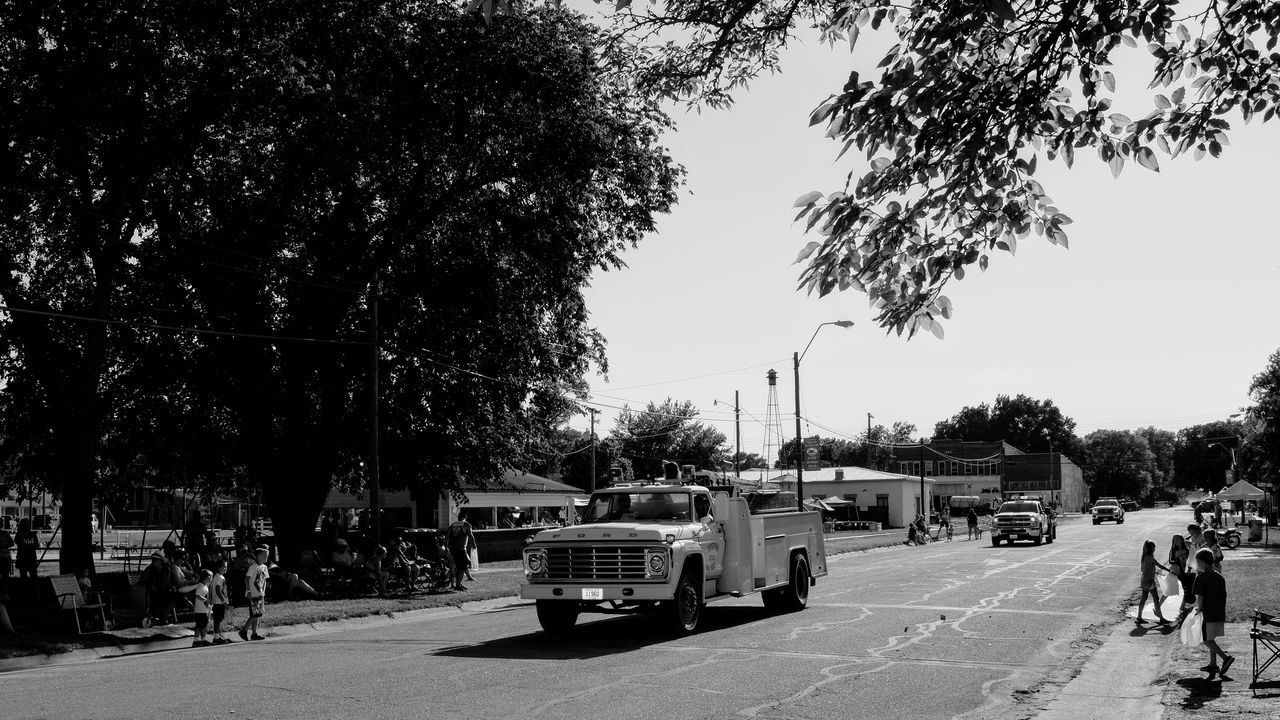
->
[581,588,604,600]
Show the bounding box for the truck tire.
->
[1117,518,1125,524]
[991,537,1001,547]
[536,600,579,636]
[667,566,703,634]
[1033,533,1043,546]
[1047,526,1055,544]
[777,552,810,612]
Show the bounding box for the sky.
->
[568,22,1280,462]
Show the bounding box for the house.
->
[741,466,933,528]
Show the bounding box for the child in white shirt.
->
[192,570,213,647]
[210,559,230,644]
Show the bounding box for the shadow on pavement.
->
[1127,624,1176,638]
[430,606,777,661]
[1250,679,1280,698]
[1175,676,1223,709]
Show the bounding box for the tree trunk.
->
[263,476,329,567]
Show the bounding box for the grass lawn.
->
[1222,549,1280,623]
[0,567,525,660]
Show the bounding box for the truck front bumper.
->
[520,583,673,602]
[994,527,1042,539]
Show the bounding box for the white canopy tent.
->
[1217,480,1266,501]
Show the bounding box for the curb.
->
[0,595,531,675]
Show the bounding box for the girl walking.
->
[1136,540,1172,625]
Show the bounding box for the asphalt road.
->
[1,508,1189,720]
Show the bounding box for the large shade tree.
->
[609,399,730,479]
[0,1,681,569]
[933,394,1081,458]
[1080,429,1155,499]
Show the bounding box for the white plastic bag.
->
[1181,610,1204,647]
[1162,571,1181,598]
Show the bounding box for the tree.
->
[609,399,729,479]
[0,2,681,567]
[933,394,1080,457]
[1172,420,1245,492]
[1080,429,1155,499]
[570,0,1280,335]
[1134,426,1176,497]
[776,435,860,469]
[1247,348,1280,487]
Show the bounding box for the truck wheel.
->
[1117,518,1125,524]
[1047,527,1055,544]
[535,600,579,636]
[1033,533,1043,546]
[667,566,703,634]
[991,537,1001,547]
[778,553,810,612]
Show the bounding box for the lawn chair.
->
[50,574,110,634]
[1251,608,1280,693]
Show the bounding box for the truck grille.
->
[543,545,651,582]
[998,518,1031,527]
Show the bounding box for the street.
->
[1,508,1187,720]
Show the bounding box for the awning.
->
[804,499,835,512]
[1217,480,1266,501]
[822,496,854,506]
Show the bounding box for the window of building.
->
[875,495,889,507]
[899,462,910,474]
[925,461,934,476]
[951,461,960,475]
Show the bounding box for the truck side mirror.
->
[711,493,730,521]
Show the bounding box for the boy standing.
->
[240,546,269,641]
[192,570,213,647]
[1192,547,1235,677]
[210,559,230,644]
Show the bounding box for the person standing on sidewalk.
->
[192,570,212,647]
[240,546,269,641]
[1192,547,1235,678]
[1135,540,1171,625]
[966,508,979,540]
[14,519,38,580]
[210,558,231,645]
[445,518,474,591]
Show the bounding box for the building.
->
[1002,452,1087,512]
[742,466,933,528]
[893,439,1087,513]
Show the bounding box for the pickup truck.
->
[519,484,827,635]
[991,497,1057,546]
[1092,497,1126,524]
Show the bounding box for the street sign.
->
[803,436,821,471]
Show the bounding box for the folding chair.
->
[50,574,109,634]
[1251,608,1280,692]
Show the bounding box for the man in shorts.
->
[240,546,269,641]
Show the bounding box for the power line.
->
[598,358,790,392]
[0,304,370,346]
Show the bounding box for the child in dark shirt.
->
[1192,547,1234,677]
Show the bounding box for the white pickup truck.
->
[520,484,827,635]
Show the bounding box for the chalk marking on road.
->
[782,606,875,642]
[735,660,894,718]
[808,602,1087,618]
[951,669,1024,720]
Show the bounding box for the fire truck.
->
[519,471,827,635]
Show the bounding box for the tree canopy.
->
[1247,348,1280,486]
[0,1,680,569]
[933,394,1080,457]
[1080,428,1155,498]
[608,399,730,479]
[543,0,1280,336]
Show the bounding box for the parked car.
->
[1092,498,1125,524]
[1121,500,1140,512]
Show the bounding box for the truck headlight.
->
[645,548,668,578]
[524,549,547,577]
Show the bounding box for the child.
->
[240,546,269,641]
[1192,547,1234,677]
[210,559,230,645]
[1202,529,1225,573]
[1136,540,1171,625]
[192,569,212,647]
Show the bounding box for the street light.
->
[794,320,855,511]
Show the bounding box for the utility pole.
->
[920,438,927,525]
[793,351,804,511]
[867,412,874,467]
[588,408,598,491]
[734,390,741,479]
[368,277,381,546]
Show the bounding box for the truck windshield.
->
[998,502,1041,514]
[583,492,692,522]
